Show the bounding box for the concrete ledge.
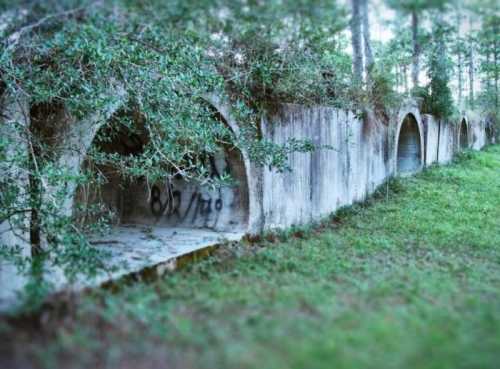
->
[0,227,244,313]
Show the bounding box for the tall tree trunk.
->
[396,64,400,91]
[411,10,420,89]
[468,41,474,108]
[486,49,491,91]
[403,64,408,94]
[350,0,363,84]
[361,0,374,80]
[455,1,463,109]
[494,36,499,111]
[458,49,463,108]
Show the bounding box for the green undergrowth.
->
[2,146,500,369]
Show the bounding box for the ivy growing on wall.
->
[0,0,329,306]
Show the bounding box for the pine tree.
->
[425,20,454,119]
[350,0,363,84]
[385,0,449,90]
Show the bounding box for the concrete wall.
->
[468,116,488,150]
[422,115,456,166]
[260,105,390,229]
[422,113,489,168]
[74,101,488,234]
[0,94,31,309]
[423,114,440,166]
[147,149,249,232]
[258,103,488,231]
[2,96,490,240]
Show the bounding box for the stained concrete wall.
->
[423,114,440,166]
[438,120,457,164]
[261,105,391,229]
[0,94,31,309]
[422,115,456,166]
[141,149,248,232]
[259,103,487,231]
[468,116,488,150]
[1,97,490,240]
[423,114,489,168]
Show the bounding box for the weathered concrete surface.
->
[261,105,390,229]
[0,93,31,312]
[0,93,30,252]
[259,102,489,231]
[423,116,456,165]
[466,114,488,150]
[423,114,440,166]
[204,94,264,235]
[437,120,457,164]
[76,148,249,233]
[423,114,488,167]
[0,227,243,312]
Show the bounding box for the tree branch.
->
[4,2,100,52]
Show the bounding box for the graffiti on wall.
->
[149,154,233,229]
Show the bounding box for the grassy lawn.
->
[2,146,500,369]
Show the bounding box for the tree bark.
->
[361,0,374,79]
[411,10,420,89]
[455,1,463,109]
[494,35,499,110]
[395,64,400,91]
[485,49,491,91]
[403,64,409,93]
[350,0,363,85]
[468,41,474,108]
[458,49,463,108]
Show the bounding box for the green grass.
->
[2,146,500,369]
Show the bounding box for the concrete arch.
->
[485,120,496,144]
[74,97,254,234]
[394,107,424,175]
[203,94,262,235]
[459,117,469,149]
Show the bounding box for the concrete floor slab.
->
[0,226,244,312]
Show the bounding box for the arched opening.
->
[485,114,496,144]
[485,123,495,144]
[459,119,468,149]
[397,113,422,174]
[74,106,249,237]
